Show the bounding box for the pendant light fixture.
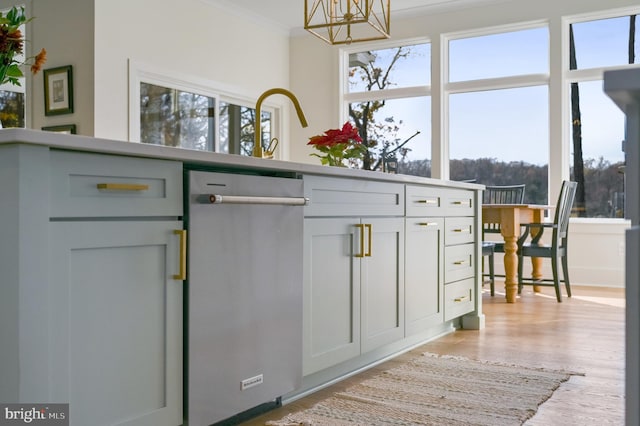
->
[304,0,391,45]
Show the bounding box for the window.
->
[567,13,637,217]
[140,83,215,151]
[449,27,548,82]
[0,9,27,128]
[344,42,431,176]
[570,15,638,70]
[219,101,271,156]
[447,25,550,204]
[133,66,274,156]
[0,90,25,128]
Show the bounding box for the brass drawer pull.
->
[451,201,466,205]
[173,229,187,280]
[355,224,365,258]
[365,223,372,257]
[453,260,468,265]
[452,228,470,233]
[418,222,439,227]
[417,199,438,204]
[454,295,469,302]
[354,224,372,258]
[97,183,149,191]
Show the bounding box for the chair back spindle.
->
[484,184,526,205]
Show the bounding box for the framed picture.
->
[42,124,76,134]
[44,65,74,116]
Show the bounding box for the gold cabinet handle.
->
[97,183,149,191]
[453,260,468,265]
[451,201,465,205]
[418,222,439,227]
[417,199,438,204]
[452,228,470,233]
[173,229,187,280]
[365,223,372,257]
[355,224,365,258]
[454,295,469,302]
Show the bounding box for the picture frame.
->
[42,124,77,134]
[44,65,74,116]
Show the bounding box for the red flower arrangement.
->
[307,122,367,167]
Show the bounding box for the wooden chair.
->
[482,241,496,295]
[482,184,526,295]
[517,180,578,302]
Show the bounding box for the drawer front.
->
[445,217,474,246]
[405,185,444,216]
[406,186,475,217]
[444,243,474,283]
[304,175,404,217]
[50,151,183,218]
[442,190,475,216]
[444,277,475,321]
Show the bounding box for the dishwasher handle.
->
[196,194,309,206]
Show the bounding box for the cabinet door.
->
[361,217,405,353]
[49,221,183,426]
[303,218,361,376]
[405,217,444,335]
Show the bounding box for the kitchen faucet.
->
[253,88,308,158]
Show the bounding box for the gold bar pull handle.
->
[453,260,468,266]
[173,229,187,280]
[355,224,365,258]
[417,199,438,204]
[452,228,470,233]
[451,200,467,206]
[454,295,469,303]
[365,224,372,257]
[97,183,149,191]
[418,222,439,227]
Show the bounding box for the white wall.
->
[485,220,630,288]
[93,0,291,142]
[4,0,95,134]
[289,0,637,287]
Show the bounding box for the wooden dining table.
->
[482,204,553,303]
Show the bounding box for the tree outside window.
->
[568,14,637,217]
[346,42,431,175]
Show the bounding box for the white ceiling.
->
[212,0,498,33]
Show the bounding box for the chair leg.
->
[489,252,495,296]
[562,253,572,298]
[517,250,524,294]
[551,255,562,302]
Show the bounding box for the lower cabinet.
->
[404,218,444,336]
[303,217,404,375]
[48,221,184,426]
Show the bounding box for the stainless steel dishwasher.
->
[187,170,306,426]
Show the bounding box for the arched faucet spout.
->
[253,88,308,158]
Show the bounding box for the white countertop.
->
[0,128,482,190]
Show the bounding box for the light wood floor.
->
[241,284,625,426]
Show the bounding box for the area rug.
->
[266,352,578,426]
